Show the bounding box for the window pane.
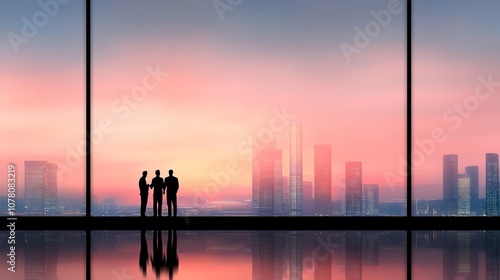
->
[413,0,500,216]
[92,0,406,216]
[0,1,85,216]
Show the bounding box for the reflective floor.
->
[2,230,407,280]
[0,231,86,280]
[412,231,500,280]
[6,231,500,279]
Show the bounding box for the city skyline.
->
[2,0,499,211]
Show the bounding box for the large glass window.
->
[413,0,500,216]
[0,0,86,216]
[91,0,406,217]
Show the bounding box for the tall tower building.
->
[44,163,58,215]
[289,124,303,216]
[362,184,379,216]
[314,145,332,216]
[486,153,499,216]
[25,161,58,215]
[341,179,346,216]
[282,176,290,216]
[465,166,479,215]
[346,162,362,216]
[457,174,470,216]
[252,140,283,216]
[443,154,458,215]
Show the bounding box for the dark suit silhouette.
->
[150,170,165,217]
[166,230,179,280]
[164,169,179,217]
[139,171,150,217]
[139,230,149,276]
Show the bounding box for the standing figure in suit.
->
[138,171,150,217]
[164,169,179,217]
[150,169,165,217]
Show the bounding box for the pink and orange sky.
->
[90,0,406,205]
[4,0,499,208]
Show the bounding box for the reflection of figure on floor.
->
[139,230,149,277]
[166,230,179,280]
[151,230,167,279]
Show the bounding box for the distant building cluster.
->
[251,123,391,217]
[415,153,499,216]
[24,161,58,215]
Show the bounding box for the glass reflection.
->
[413,231,500,280]
[91,231,406,280]
[0,231,86,280]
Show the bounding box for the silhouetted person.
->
[139,230,149,277]
[139,171,150,217]
[150,170,165,217]
[164,169,179,217]
[166,230,179,280]
[151,230,166,279]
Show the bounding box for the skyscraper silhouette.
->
[458,174,470,216]
[443,154,458,215]
[486,153,499,216]
[25,161,58,215]
[346,162,362,216]
[362,184,379,216]
[260,149,283,216]
[253,140,283,216]
[289,124,303,216]
[465,166,479,215]
[314,145,332,216]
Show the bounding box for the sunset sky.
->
[0,0,85,201]
[91,0,406,205]
[413,0,500,199]
[2,0,414,208]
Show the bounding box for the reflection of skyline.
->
[413,231,500,280]
[415,153,500,216]
[88,231,406,279]
[25,231,58,280]
[0,231,86,280]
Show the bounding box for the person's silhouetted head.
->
[155,170,160,176]
[142,171,147,177]
[169,169,173,176]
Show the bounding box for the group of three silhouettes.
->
[139,169,179,217]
